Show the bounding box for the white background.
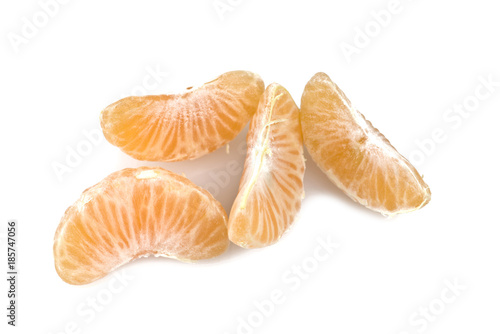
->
[1,0,500,333]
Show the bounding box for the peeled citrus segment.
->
[300,72,431,216]
[100,71,265,162]
[53,167,228,285]
[228,83,305,248]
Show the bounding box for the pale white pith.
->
[239,91,285,210]
[54,168,228,284]
[229,84,305,248]
[305,75,430,216]
[101,71,264,162]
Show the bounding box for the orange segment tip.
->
[300,72,431,216]
[100,71,265,162]
[53,167,229,285]
[228,83,305,248]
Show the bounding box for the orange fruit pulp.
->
[228,83,305,248]
[300,72,431,216]
[54,167,229,285]
[100,70,265,162]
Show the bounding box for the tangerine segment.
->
[54,167,229,285]
[100,71,265,162]
[228,83,305,248]
[300,73,431,216]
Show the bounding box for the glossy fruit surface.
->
[54,167,228,285]
[229,83,305,248]
[300,72,431,216]
[100,71,265,161]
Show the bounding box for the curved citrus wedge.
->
[54,167,228,285]
[300,72,431,216]
[228,83,305,248]
[100,71,265,162]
